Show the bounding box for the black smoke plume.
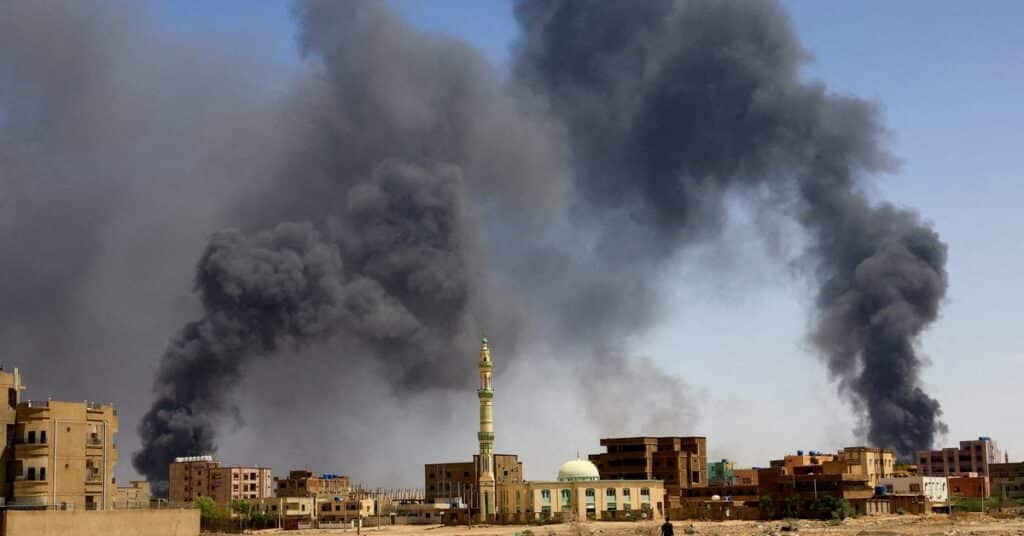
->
[513,0,947,457]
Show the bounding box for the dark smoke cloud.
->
[513,0,947,457]
[135,161,476,482]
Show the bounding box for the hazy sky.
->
[18,1,1022,483]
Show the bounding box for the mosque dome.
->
[557,459,601,482]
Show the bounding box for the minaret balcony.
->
[477,389,493,398]
[478,432,494,441]
[478,361,492,370]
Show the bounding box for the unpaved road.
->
[225,514,1024,536]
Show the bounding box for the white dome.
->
[557,459,601,482]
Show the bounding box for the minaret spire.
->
[477,335,496,522]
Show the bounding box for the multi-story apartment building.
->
[836,447,896,488]
[770,450,838,475]
[168,456,220,504]
[169,456,273,506]
[424,453,523,504]
[276,470,350,498]
[11,399,119,510]
[211,465,273,505]
[916,437,1001,477]
[589,437,708,509]
[989,462,1024,499]
[0,368,25,501]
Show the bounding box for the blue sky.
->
[146,1,1024,470]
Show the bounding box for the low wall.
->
[3,508,199,536]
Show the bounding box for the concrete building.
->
[168,456,272,507]
[424,454,523,504]
[949,474,989,498]
[769,451,838,475]
[990,462,1024,499]
[114,481,152,509]
[496,458,664,522]
[834,447,896,488]
[168,456,220,505]
[0,368,24,502]
[276,470,349,498]
[916,437,1001,477]
[11,399,119,510]
[589,436,707,509]
[878,476,948,504]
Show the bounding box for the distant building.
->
[11,399,119,510]
[424,453,523,505]
[878,476,948,504]
[769,450,838,475]
[114,481,152,509]
[496,458,664,522]
[0,368,25,501]
[916,437,1001,477]
[168,456,272,507]
[949,474,990,499]
[708,459,734,487]
[589,436,708,509]
[835,447,896,488]
[732,468,758,486]
[989,462,1024,499]
[276,470,349,498]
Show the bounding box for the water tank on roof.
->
[797,450,804,456]
[874,486,887,496]
[979,436,991,441]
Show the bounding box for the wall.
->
[2,508,199,536]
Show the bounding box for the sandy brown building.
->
[0,367,25,501]
[589,436,707,509]
[990,462,1024,499]
[424,453,523,504]
[916,437,1001,478]
[276,470,349,498]
[11,399,119,510]
[114,480,152,509]
[834,447,896,488]
[168,456,272,507]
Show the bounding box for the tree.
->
[812,496,853,520]
[785,495,802,518]
[759,496,775,519]
[195,496,220,521]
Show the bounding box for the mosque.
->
[463,338,665,523]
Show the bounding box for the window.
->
[7,388,15,409]
[909,484,921,493]
[585,489,595,498]
[541,489,551,500]
[40,431,47,444]
[640,488,650,497]
[39,467,46,481]
[623,488,630,497]
[561,489,571,504]
[27,467,36,481]
[464,471,470,478]
[691,471,700,483]
[27,431,35,444]
[606,488,616,498]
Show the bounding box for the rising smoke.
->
[512,0,948,457]
[0,0,949,488]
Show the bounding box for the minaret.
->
[477,336,496,522]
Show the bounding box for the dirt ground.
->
[231,514,1024,536]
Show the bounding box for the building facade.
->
[114,480,153,509]
[878,476,948,504]
[949,475,990,498]
[990,462,1024,499]
[916,437,1001,477]
[168,456,272,506]
[276,470,349,498]
[589,436,707,508]
[496,459,664,522]
[0,368,25,501]
[835,447,896,488]
[424,454,523,504]
[11,399,119,510]
[769,451,838,475]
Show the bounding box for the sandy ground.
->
[226,514,1024,536]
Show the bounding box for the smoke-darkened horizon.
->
[1,0,949,488]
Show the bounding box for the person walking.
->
[661,516,674,536]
